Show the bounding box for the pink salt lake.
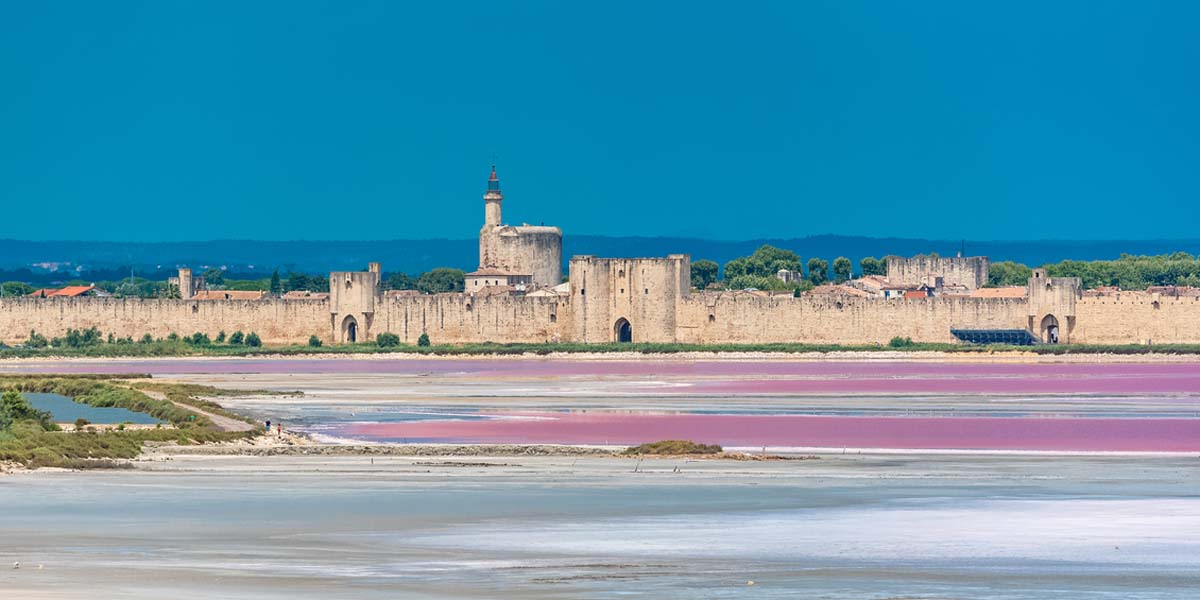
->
[15,358,1200,451]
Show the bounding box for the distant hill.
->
[2,236,1198,282]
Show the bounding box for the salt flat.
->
[3,356,1199,598]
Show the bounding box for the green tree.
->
[245,332,262,347]
[859,257,885,277]
[308,335,323,347]
[1,388,54,431]
[385,272,418,290]
[1,281,34,297]
[806,258,829,285]
[987,261,1033,287]
[203,267,225,287]
[26,330,48,348]
[269,270,282,294]
[723,245,803,279]
[417,333,431,347]
[690,260,719,289]
[228,331,245,345]
[376,332,401,347]
[417,268,465,293]
[285,273,311,292]
[832,257,853,283]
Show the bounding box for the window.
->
[550,313,557,323]
[581,288,586,296]
[644,288,649,295]
[708,314,715,323]
[620,288,625,294]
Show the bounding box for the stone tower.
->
[473,166,563,288]
[484,165,502,226]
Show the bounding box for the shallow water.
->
[4,357,1200,597]
[22,392,162,424]
[121,358,1200,451]
[3,455,1198,599]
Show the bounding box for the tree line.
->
[688,245,887,292]
[1,266,469,298]
[690,246,1200,292]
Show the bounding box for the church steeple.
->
[484,164,503,226]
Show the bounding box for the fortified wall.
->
[6,264,1200,346]
[887,255,989,291]
[6,167,1200,347]
[0,284,566,346]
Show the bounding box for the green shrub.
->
[1,388,55,430]
[623,440,723,455]
[245,332,262,347]
[216,331,226,344]
[74,417,90,429]
[228,331,245,345]
[417,333,431,347]
[377,332,401,347]
[26,330,49,348]
[140,334,154,344]
[888,336,915,348]
[308,335,323,347]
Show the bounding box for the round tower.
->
[484,165,502,226]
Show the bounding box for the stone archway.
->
[341,315,359,344]
[614,318,632,343]
[1039,314,1060,344]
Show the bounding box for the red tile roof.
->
[28,285,95,298]
[903,290,929,299]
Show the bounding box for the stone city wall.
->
[372,293,567,344]
[887,255,990,291]
[6,286,1200,347]
[1072,294,1200,344]
[676,293,1030,345]
[0,297,331,345]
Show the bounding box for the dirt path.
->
[140,390,256,432]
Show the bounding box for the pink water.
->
[342,412,1200,451]
[12,358,1200,451]
[12,358,1200,395]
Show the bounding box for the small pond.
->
[22,393,163,425]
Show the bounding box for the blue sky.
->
[2,1,1197,242]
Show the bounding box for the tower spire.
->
[483,163,503,226]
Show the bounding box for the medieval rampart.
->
[1072,294,1200,344]
[676,293,1029,345]
[0,297,331,345]
[887,255,989,290]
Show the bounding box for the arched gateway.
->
[341,315,359,343]
[1039,314,1060,344]
[614,318,632,343]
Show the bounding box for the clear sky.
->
[2,1,1197,242]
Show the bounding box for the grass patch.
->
[132,381,288,426]
[0,376,262,469]
[7,339,1200,357]
[623,440,724,455]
